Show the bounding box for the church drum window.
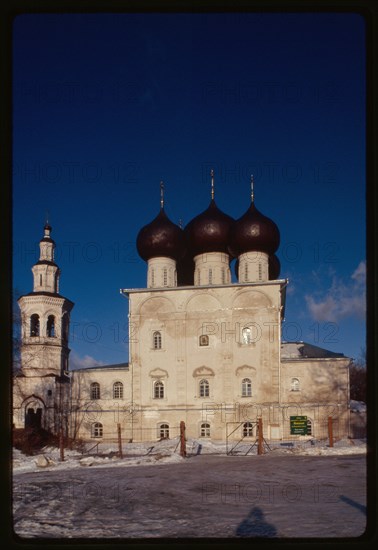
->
[47,315,55,337]
[30,314,40,337]
[154,380,164,399]
[90,382,100,400]
[241,378,252,397]
[199,379,210,398]
[113,381,123,399]
[153,331,162,350]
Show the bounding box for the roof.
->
[281,341,346,360]
[71,362,129,372]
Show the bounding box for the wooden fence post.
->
[257,417,263,455]
[328,416,333,448]
[180,421,186,457]
[117,423,123,458]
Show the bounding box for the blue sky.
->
[12,12,366,368]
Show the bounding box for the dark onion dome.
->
[136,208,186,261]
[177,249,195,286]
[184,199,234,256]
[41,223,54,243]
[228,202,280,257]
[234,254,281,281]
[268,254,281,280]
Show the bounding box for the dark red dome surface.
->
[136,208,186,261]
[228,202,280,257]
[184,199,234,256]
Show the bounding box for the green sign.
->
[290,415,308,435]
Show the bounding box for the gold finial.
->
[160,181,164,209]
[210,169,215,200]
[250,174,255,203]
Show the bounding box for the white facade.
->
[14,207,351,445]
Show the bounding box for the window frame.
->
[113,381,124,399]
[90,382,100,400]
[199,379,210,398]
[92,422,103,438]
[30,314,40,337]
[199,334,209,347]
[47,315,56,337]
[158,423,169,439]
[153,331,162,350]
[154,380,164,399]
[243,422,254,437]
[242,326,253,345]
[200,422,211,438]
[241,377,252,397]
[291,377,300,392]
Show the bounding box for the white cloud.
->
[351,260,366,285]
[305,261,366,323]
[69,351,104,370]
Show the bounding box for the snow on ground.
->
[12,440,367,539]
[13,436,366,474]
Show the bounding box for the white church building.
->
[13,177,351,445]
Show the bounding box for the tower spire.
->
[250,174,255,203]
[160,181,164,209]
[210,169,215,201]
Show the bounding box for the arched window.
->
[208,268,213,284]
[199,334,209,347]
[163,268,168,286]
[30,314,40,337]
[62,314,69,342]
[153,331,162,350]
[221,267,226,284]
[291,378,300,392]
[307,419,312,436]
[90,382,100,400]
[159,423,169,439]
[113,381,123,399]
[199,379,210,397]
[242,327,253,344]
[154,380,164,399]
[92,422,103,438]
[151,268,155,287]
[243,422,253,437]
[47,315,55,337]
[40,274,43,286]
[200,423,210,437]
[242,378,252,397]
[258,263,262,280]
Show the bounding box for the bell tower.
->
[13,223,74,433]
